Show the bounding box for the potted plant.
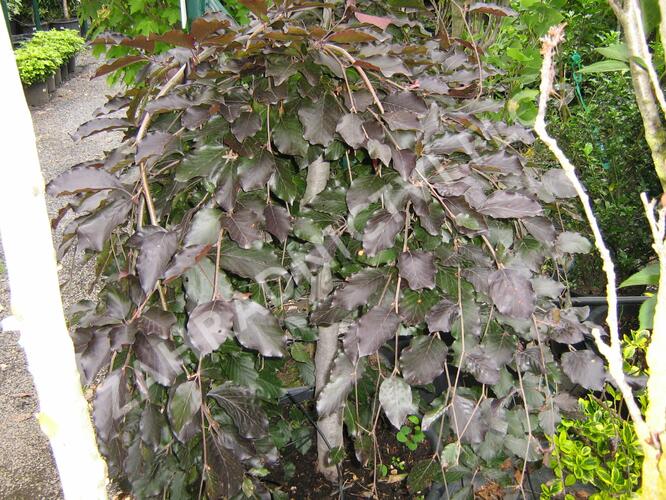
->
[49,0,79,30]
[30,29,84,77]
[15,43,61,105]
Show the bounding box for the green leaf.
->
[579,60,630,74]
[167,380,201,442]
[639,295,657,330]
[270,159,301,204]
[620,263,659,287]
[595,43,629,62]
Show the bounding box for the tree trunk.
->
[63,0,69,19]
[315,323,343,482]
[0,18,108,500]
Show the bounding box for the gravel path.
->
[0,50,120,499]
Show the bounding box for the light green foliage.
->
[542,330,647,499]
[14,43,62,85]
[31,29,85,59]
[396,415,426,452]
[14,29,84,86]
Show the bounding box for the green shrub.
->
[14,43,62,85]
[541,329,647,499]
[31,29,85,59]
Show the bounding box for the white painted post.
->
[0,18,109,500]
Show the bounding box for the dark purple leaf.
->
[163,244,212,283]
[384,111,421,131]
[542,169,576,198]
[263,205,291,243]
[363,210,405,257]
[208,382,269,438]
[398,251,436,290]
[47,166,122,196]
[488,268,535,319]
[336,113,365,149]
[298,95,342,147]
[365,55,411,77]
[185,208,222,246]
[144,94,191,115]
[561,350,606,391]
[469,2,517,16]
[272,116,309,157]
[222,209,263,249]
[232,300,285,357]
[94,55,146,78]
[218,241,285,281]
[182,106,210,129]
[382,92,428,114]
[545,308,587,344]
[77,198,132,252]
[109,324,137,351]
[134,333,182,386]
[93,369,128,442]
[138,308,176,339]
[231,112,262,143]
[186,300,234,356]
[449,394,485,443]
[379,376,416,428]
[135,131,176,165]
[347,175,385,216]
[425,131,477,155]
[417,76,449,94]
[137,230,179,294]
[206,433,245,499]
[167,380,201,442]
[265,56,299,85]
[463,347,500,385]
[426,298,458,333]
[478,191,542,219]
[400,336,448,385]
[77,327,111,385]
[238,150,276,191]
[71,117,131,141]
[333,268,388,310]
[303,156,330,205]
[355,306,401,357]
[239,0,267,17]
[523,216,556,245]
[556,231,592,254]
[367,139,392,166]
[471,151,523,176]
[391,148,416,180]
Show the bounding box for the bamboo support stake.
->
[0,18,108,500]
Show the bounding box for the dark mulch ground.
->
[273,415,435,499]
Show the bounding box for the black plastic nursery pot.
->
[23,81,49,106]
[60,62,69,81]
[50,18,79,31]
[54,66,62,86]
[46,74,56,93]
[67,55,76,74]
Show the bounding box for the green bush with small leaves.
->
[14,43,62,85]
[31,29,85,59]
[541,329,647,499]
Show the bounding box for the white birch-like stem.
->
[533,25,650,442]
[0,20,109,500]
[314,323,343,481]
